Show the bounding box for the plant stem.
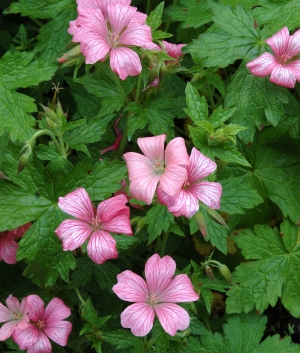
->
[58,134,67,159]
[135,73,143,103]
[111,70,129,105]
[75,288,86,306]
[164,0,178,33]
[146,0,151,14]
[202,316,211,331]
[159,231,169,257]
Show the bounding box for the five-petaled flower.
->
[113,254,199,336]
[246,26,300,88]
[157,148,222,218]
[68,0,156,80]
[12,295,72,353]
[123,134,189,205]
[0,295,29,341]
[55,188,132,264]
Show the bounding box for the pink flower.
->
[68,0,156,80]
[123,134,189,205]
[55,188,132,264]
[157,148,222,218]
[0,223,31,264]
[112,254,199,336]
[0,295,29,341]
[162,40,186,65]
[12,295,72,353]
[246,26,300,88]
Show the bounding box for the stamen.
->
[92,216,102,230]
[148,292,159,306]
[36,320,45,330]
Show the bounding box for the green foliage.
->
[101,330,144,352]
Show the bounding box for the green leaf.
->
[145,204,174,245]
[225,63,288,143]
[94,261,120,292]
[115,234,138,251]
[6,0,73,19]
[220,177,263,214]
[70,257,94,288]
[254,0,300,33]
[147,2,164,31]
[186,2,260,67]
[203,210,228,254]
[226,223,300,317]
[147,109,175,138]
[35,144,61,160]
[185,82,208,122]
[101,330,143,351]
[165,0,212,29]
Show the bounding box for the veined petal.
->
[10,223,31,238]
[101,208,132,235]
[159,164,187,196]
[154,303,190,336]
[286,60,300,81]
[55,219,92,251]
[12,324,39,350]
[129,174,160,205]
[113,270,148,302]
[0,233,18,264]
[0,302,13,322]
[58,188,94,223]
[5,295,20,314]
[110,47,142,80]
[87,230,118,264]
[266,26,289,58]
[43,298,71,324]
[123,152,155,181]
[286,28,300,57]
[189,181,222,209]
[96,194,128,222]
[0,321,17,341]
[137,134,166,162]
[269,64,297,88]
[81,39,111,64]
[129,11,147,25]
[119,24,156,49]
[188,148,217,182]
[165,137,189,167]
[246,52,278,77]
[145,254,176,295]
[120,303,154,336]
[162,41,186,59]
[43,321,72,346]
[26,295,44,322]
[107,3,137,35]
[159,274,199,303]
[27,331,52,353]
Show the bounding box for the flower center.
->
[280,52,291,64]
[182,180,190,189]
[148,292,159,306]
[92,216,102,230]
[36,320,45,330]
[153,160,165,175]
[13,311,22,321]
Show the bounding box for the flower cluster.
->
[0,294,72,353]
[68,0,156,80]
[124,134,222,217]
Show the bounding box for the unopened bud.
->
[57,45,82,63]
[40,104,58,122]
[218,264,233,284]
[18,152,31,172]
[207,209,228,228]
[205,264,214,282]
[194,212,207,236]
[131,216,145,234]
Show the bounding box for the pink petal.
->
[43,298,71,323]
[129,174,160,205]
[124,152,154,181]
[246,52,278,77]
[188,148,217,182]
[26,295,44,323]
[189,181,222,209]
[286,29,300,58]
[58,188,94,223]
[110,47,142,80]
[120,303,154,336]
[55,219,92,251]
[159,164,187,197]
[119,24,156,50]
[81,38,111,65]
[87,230,118,264]
[6,295,21,313]
[20,297,29,318]
[266,26,289,58]
[129,11,147,26]
[112,270,148,302]
[269,63,297,88]
[12,324,39,350]
[10,223,31,238]
[159,274,199,303]
[107,3,137,35]
[96,194,128,222]
[27,331,52,353]
[165,137,189,168]
[145,254,176,295]
[154,303,190,336]
[162,41,186,59]
[0,233,18,264]
[0,321,17,340]
[43,321,72,346]
[137,134,166,162]
[0,302,13,322]
[101,208,132,235]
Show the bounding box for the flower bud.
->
[194,211,207,236]
[218,264,233,284]
[205,264,214,282]
[18,152,31,172]
[207,209,228,228]
[57,45,82,64]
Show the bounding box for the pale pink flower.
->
[0,223,31,264]
[68,0,156,80]
[55,188,132,264]
[123,134,189,205]
[162,40,186,65]
[246,26,300,88]
[157,148,222,218]
[112,254,199,336]
[12,295,72,353]
[0,295,29,341]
